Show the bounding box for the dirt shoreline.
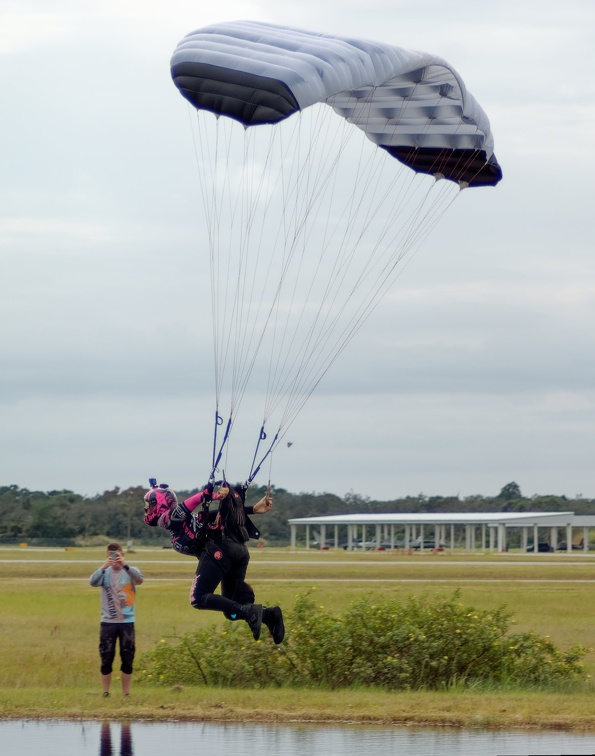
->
[2,702,595,732]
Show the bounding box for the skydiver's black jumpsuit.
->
[190,487,260,619]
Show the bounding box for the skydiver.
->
[144,481,284,644]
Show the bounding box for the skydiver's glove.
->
[201,483,214,502]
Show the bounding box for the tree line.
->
[1,481,593,547]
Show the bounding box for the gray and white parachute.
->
[171,20,501,187]
[169,21,502,483]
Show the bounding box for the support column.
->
[550,526,557,551]
[290,524,296,550]
[320,524,326,549]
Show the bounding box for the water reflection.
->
[2,719,595,756]
[100,722,133,756]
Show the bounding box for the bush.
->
[138,591,588,691]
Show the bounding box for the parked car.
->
[340,540,397,550]
[410,538,445,550]
[526,542,553,552]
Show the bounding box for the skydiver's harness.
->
[167,496,214,557]
[152,485,259,557]
[210,411,279,488]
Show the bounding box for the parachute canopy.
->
[169,21,502,483]
[171,20,502,187]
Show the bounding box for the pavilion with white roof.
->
[287,512,595,553]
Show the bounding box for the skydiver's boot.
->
[233,603,263,640]
[263,606,285,644]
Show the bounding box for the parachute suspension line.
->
[191,110,231,406]
[261,102,388,423]
[173,22,502,485]
[218,118,249,415]
[262,104,356,422]
[393,80,495,189]
[189,108,227,475]
[231,120,312,406]
[248,428,280,485]
[276,179,460,439]
[253,122,370,432]
[457,149,495,188]
[381,76,463,189]
[210,412,230,481]
[248,425,268,480]
[257,102,385,443]
[246,96,458,465]
[198,117,280,449]
[271,162,460,431]
[233,106,343,430]
[246,108,341,456]
[200,109,339,473]
[192,112,273,475]
[228,129,262,410]
[193,113,244,479]
[223,121,311,420]
[255,91,448,434]
[206,105,337,473]
[210,105,341,470]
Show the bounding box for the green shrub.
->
[138,591,588,691]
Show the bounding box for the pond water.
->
[2,719,595,756]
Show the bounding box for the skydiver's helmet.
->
[144,483,177,527]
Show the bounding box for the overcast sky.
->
[2,1,595,501]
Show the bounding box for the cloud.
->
[3,2,595,499]
[0,9,74,54]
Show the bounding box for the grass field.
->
[1,545,595,729]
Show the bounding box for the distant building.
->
[287,512,595,553]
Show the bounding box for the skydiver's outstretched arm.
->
[183,485,229,513]
[251,493,273,514]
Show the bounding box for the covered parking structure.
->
[287,512,595,553]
